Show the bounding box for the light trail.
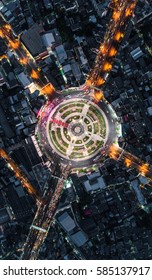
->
[2,0,151,261]
[0,13,55,97]
[86,0,137,93]
[109,145,152,181]
[21,165,71,260]
[50,118,69,128]
[0,148,41,201]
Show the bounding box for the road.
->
[0,13,55,97]
[2,0,151,261]
[86,0,137,87]
[21,165,71,260]
[109,145,152,180]
[37,93,119,168]
[0,148,40,201]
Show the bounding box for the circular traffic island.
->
[36,90,120,168]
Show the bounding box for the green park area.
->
[47,98,107,161]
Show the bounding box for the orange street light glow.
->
[86,79,93,87]
[19,56,29,65]
[94,91,104,101]
[125,3,135,17]
[96,77,105,86]
[99,45,107,55]
[114,31,124,41]
[109,145,118,159]
[4,24,11,31]
[103,62,112,71]
[41,83,55,95]
[125,158,132,168]
[108,47,117,57]
[109,152,116,159]
[112,0,118,3]
[0,148,39,199]
[31,69,40,79]
[0,29,5,38]
[9,39,20,49]
[112,11,121,21]
[138,163,149,176]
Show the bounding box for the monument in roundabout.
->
[36,87,122,170]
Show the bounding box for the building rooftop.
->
[58,211,76,232]
[70,230,88,247]
[41,32,55,48]
[55,45,67,63]
[21,24,45,57]
[0,208,10,225]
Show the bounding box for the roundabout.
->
[69,123,84,136]
[36,89,121,168]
